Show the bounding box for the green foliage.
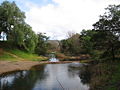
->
[0,52,16,61]
[78,5,120,60]
[0,1,38,53]
[22,24,38,53]
[61,39,70,54]
[0,1,25,35]
[35,33,49,55]
[60,4,120,60]
[80,30,95,55]
[93,5,120,60]
[6,49,47,61]
[61,33,81,55]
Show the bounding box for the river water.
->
[0,63,90,90]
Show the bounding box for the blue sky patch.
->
[0,0,57,12]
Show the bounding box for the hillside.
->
[47,40,61,51]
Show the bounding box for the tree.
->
[35,33,49,55]
[61,39,70,54]
[0,1,25,38]
[22,24,38,53]
[61,33,81,55]
[93,5,120,60]
[80,30,97,55]
[0,1,38,53]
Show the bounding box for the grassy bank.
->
[89,60,120,90]
[0,52,17,61]
[0,49,48,61]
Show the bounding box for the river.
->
[0,63,90,90]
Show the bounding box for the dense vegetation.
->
[0,1,49,56]
[61,5,120,61]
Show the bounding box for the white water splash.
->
[49,57,59,62]
[49,52,59,62]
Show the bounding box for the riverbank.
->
[87,60,120,90]
[0,61,82,75]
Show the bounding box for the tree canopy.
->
[0,1,42,53]
[93,5,120,60]
[35,33,49,55]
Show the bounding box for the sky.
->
[0,0,120,40]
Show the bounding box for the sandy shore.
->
[0,61,80,75]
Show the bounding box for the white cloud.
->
[25,0,120,40]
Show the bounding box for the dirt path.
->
[0,61,80,75]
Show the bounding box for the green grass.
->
[0,52,17,61]
[9,49,37,59]
[9,49,48,61]
[0,49,48,61]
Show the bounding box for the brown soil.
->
[0,61,80,75]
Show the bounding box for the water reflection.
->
[79,66,91,85]
[0,63,89,90]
